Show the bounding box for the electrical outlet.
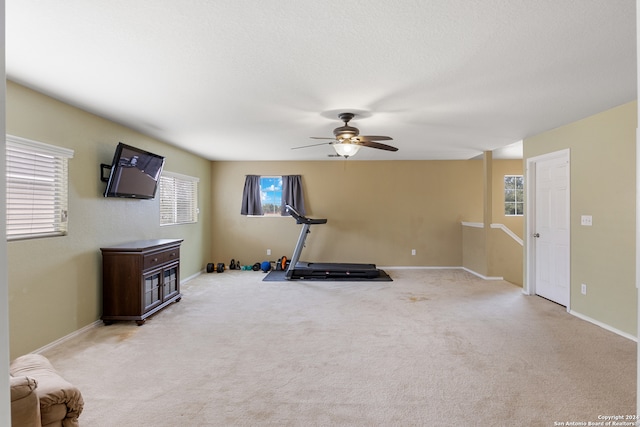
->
[581,215,593,226]
[581,284,587,295]
[411,249,416,256]
[267,249,271,256]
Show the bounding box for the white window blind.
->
[159,171,199,226]
[6,135,74,241]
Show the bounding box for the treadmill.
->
[284,204,381,280]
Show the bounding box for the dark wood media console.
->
[101,239,183,325]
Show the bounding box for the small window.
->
[241,175,305,217]
[260,176,282,216]
[504,175,524,216]
[159,171,199,226]
[6,135,74,241]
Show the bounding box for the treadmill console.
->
[285,204,327,225]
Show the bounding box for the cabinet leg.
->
[103,320,113,326]
[135,319,146,326]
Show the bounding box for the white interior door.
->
[531,151,570,307]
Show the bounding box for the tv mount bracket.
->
[100,163,113,183]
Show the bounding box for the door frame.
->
[524,148,571,312]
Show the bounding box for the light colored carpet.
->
[40,269,635,426]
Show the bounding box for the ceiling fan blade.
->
[359,140,399,152]
[356,135,393,141]
[310,137,337,140]
[291,142,332,150]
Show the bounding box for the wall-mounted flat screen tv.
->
[103,143,165,199]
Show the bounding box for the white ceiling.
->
[6,0,637,161]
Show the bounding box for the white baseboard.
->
[380,266,504,281]
[462,267,503,281]
[32,319,102,355]
[569,310,637,342]
[182,270,202,284]
[380,266,462,270]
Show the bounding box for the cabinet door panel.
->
[143,271,162,311]
[163,263,179,301]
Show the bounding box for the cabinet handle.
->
[153,258,158,262]
[170,252,176,257]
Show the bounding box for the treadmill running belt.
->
[291,262,380,279]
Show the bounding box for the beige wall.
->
[210,160,484,267]
[6,81,212,358]
[524,101,637,335]
[488,227,523,285]
[461,156,524,284]
[461,225,488,276]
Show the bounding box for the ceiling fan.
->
[293,112,399,158]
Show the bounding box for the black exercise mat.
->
[262,269,393,282]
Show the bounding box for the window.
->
[241,175,305,216]
[6,135,74,241]
[159,171,199,225]
[260,176,283,216]
[504,175,524,216]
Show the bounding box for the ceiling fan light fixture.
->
[332,142,361,158]
[298,111,397,157]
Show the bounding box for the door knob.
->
[533,233,540,238]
